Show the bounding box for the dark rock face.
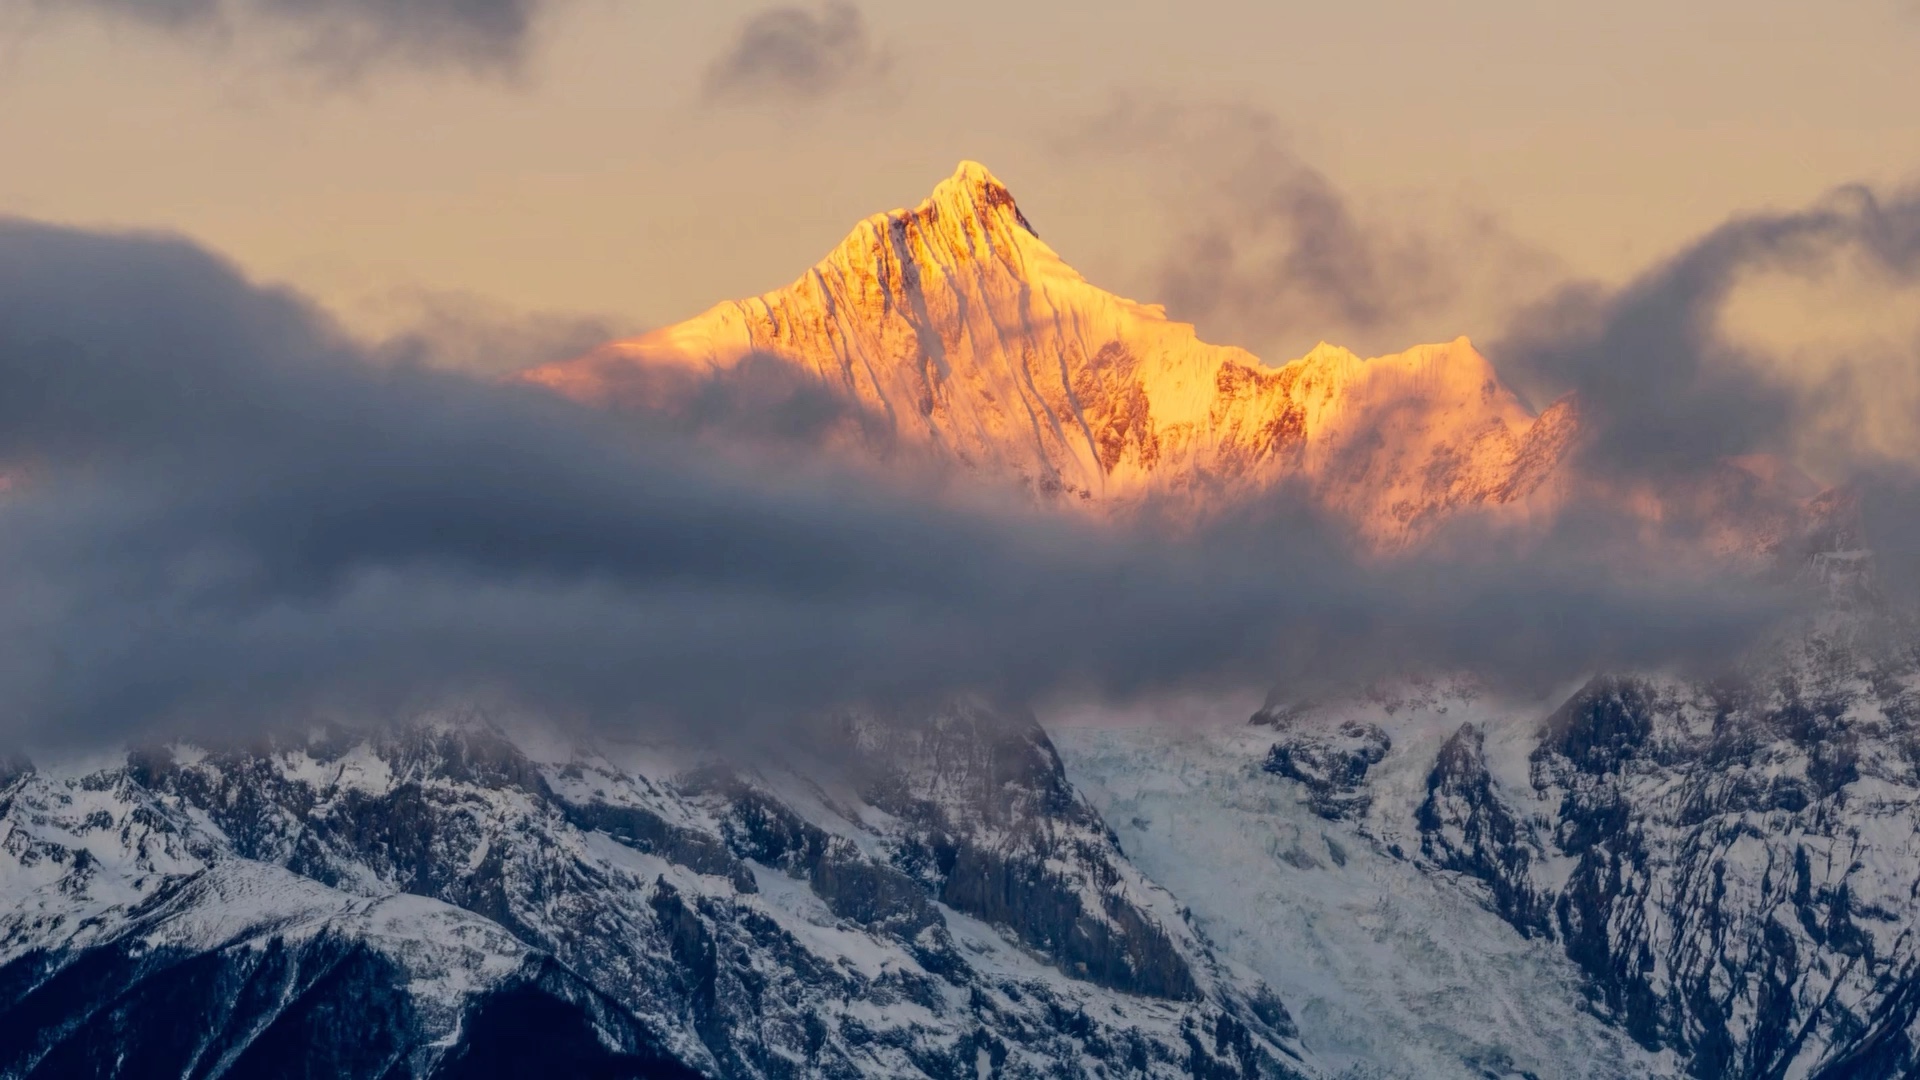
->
[1406,626,1920,1080]
[0,864,692,1080]
[3,936,421,1080]
[434,979,706,1080]
[1260,718,1390,821]
[1537,676,1656,778]
[1415,723,1552,937]
[0,698,1313,1080]
[845,700,1214,1006]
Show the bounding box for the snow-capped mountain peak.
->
[923,159,1040,238]
[525,163,1576,545]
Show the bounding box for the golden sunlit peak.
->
[927,160,1037,237]
[947,160,1003,187]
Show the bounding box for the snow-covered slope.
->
[524,162,1576,547]
[1051,702,1682,1080]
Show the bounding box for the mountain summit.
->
[526,162,1576,545]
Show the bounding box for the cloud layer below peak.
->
[0,217,1795,746]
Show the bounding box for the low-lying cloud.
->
[702,2,889,106]
[0,219,1785,747]
[366,288,634,378]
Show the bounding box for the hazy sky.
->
[2,0,1916,362]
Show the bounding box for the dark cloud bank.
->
[3,0,555,75]
[0,219,1792,747]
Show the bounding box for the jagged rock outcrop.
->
[1256,715,1391,821]
[1415,722,1552,937]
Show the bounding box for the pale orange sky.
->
[2,0,1916,363]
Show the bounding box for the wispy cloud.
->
[2,0,560,79]
[701,2,889,106]
[1067,94,1562,362]
[1495,184,1920,483]
[1484,182,1920,603]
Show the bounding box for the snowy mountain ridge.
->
[0,701,1312,1079]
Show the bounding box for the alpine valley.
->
[5,164,1916,1080]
